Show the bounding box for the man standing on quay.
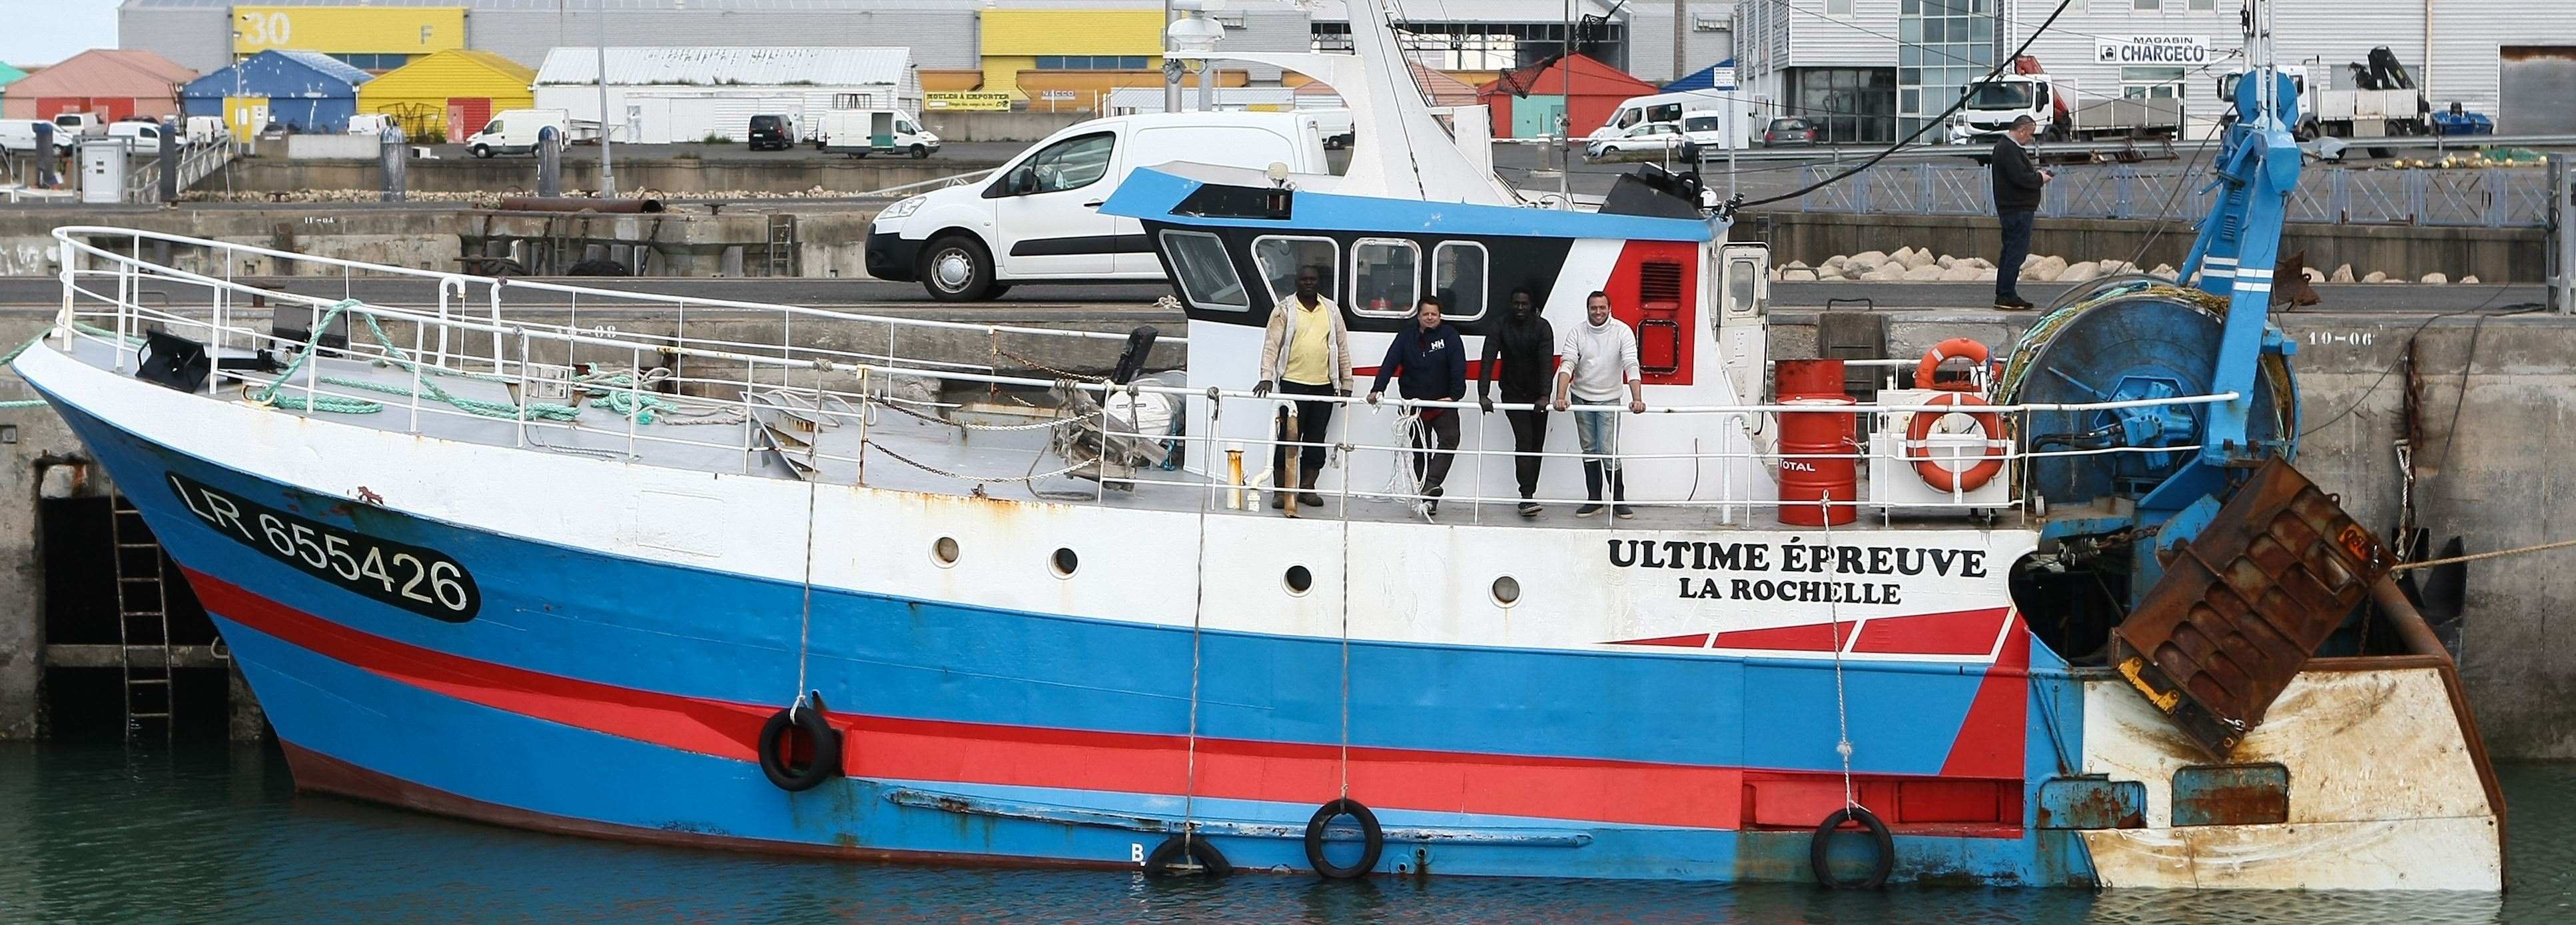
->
[1991,113,2052,310]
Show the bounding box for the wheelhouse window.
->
[1162,231,1250,311]
[1430,242,1488,321]
[1349,239,1420,317]
[1251,236,1338,306]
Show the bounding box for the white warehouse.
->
[534,47,923,145]
[1733,0,2576,143]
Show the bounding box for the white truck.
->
[2216,57,2430,146]
[465,109,573,158]
[866,111,1334,301]
[1948,56,2183,145]
[813,110,940,159]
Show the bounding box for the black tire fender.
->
[1303,798,1384,879]
[1810,806,1895,889]
[755,704,843,792]
[1142,832,1232,878]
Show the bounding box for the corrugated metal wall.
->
[2428,0,2576,124]
[463,9,980,71]
[534,84,908,144]
[1790,0,1899,67]
[1625,1,1737,85]
[117,7,233,75]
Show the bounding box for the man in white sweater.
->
[1551,291,1645,518]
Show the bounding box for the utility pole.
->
[597,1,616,197]
[1164,0,1182,114]
[1673,0,1687,84]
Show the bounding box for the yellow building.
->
[356,49,536,143]
[978,9,1166,103]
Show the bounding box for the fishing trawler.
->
[8,0,2499,889]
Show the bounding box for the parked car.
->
[346,113,393,136]
[867,111,1333,301]
[1760,117,1819,147]
[1587,122,1682,159]
[465,109,572,158]
[814,110,939,159]
[747,114,801,151]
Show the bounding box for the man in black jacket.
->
[1991,115,2052,310]
[1368,296,1468,515]
[1477,288,1555,518]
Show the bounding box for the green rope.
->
[251,299,608,421]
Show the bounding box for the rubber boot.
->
[1298,464,1326,508]
[1270,451,1289,509]
[1578,461,1605,518]
[1612,468,1635,519]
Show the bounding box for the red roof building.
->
[1477,53,1657,139]
[1,49,195,121]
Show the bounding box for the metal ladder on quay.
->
[110,496,176,743]
[765,213,798,277]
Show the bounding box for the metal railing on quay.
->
[55,229,2260,527]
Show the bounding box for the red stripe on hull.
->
[191,568,2017,832]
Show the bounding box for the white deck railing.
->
[48,227,2258,526]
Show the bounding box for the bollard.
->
[31,123,54,188]
[380,125,408,203]
[158,117,179,203]
[536,125,561,197]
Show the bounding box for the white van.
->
[1592,90,1741,142]
[465,109,572,158]
[867,111,1332,301]
[51,113,104,138]
[107,121,167,152]
[183,115,228,145]
[814,110,939,159]
[0,120,61,154]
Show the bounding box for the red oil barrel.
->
[1779,397,1859,526]
[1775,358,1848,400]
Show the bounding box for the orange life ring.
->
[1914,337,1991,391]
[1906,392,2005,492]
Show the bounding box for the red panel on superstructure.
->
[1849,606,2011,656]
[1710,621,1853,652]
[1603,239,1697,386]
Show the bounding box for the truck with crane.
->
[1948,55,2184,145]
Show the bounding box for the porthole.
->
[1284,564,1314,596]
[1051,547,1079,578]
[931,536,959,566]
[1492,576,1522,606]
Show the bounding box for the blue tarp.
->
[180,51,372,133]
[1663,60,1736,93]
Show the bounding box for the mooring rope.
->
[789,423,822,719]
[1821,491,1858,810]
[2392,537,2576,572]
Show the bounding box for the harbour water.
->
[0,742,2565,923]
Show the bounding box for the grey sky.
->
[5,0,120,69]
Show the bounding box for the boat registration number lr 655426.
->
[165,472,482,622]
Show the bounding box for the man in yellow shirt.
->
[1254,267,1352,510]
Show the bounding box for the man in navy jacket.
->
[1368,296,1468,515]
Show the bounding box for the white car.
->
[867,111,1333,301]
[1586,122,1683,159]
